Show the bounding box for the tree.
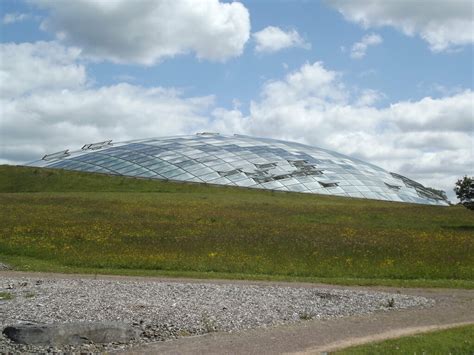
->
[454,176,474,210]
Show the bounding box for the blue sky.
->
[2,0,472,108]
[0,0,473,199]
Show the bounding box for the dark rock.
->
[2,322,138,345]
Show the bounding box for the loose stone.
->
[0,276,434,353]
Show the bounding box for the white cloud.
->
[0,84,214,163]
[0,41,86,98]
[0,42,214,163]
[354,89,383,106]
[1,41,472,201]
[328,0,474,52]
[259,62,347,104]
[386,92,474,132]
[395,131,471,151]
[211,62,473,200]
[253,26,310,53]
[33,0,250,65]
[350,33,382,59]
[2,13,30,25]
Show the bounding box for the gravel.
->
[0,277,434,353]
[0,263,11,271]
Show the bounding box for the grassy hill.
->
[1,165,473,288]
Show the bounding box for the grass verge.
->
[1,254,473,289]
[336,324,474,354]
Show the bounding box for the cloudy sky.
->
[0,0,473,201]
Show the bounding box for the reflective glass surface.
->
[27,133,449,206]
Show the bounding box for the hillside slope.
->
[1,165,473,287]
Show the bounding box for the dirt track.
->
[1,271,473,354]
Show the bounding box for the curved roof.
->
[28,133,448,206]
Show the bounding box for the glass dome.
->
[27,133,448,206]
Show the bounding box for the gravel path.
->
[0,276,433,353]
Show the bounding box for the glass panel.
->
[197,172,221,182]
[235,179,258,187]
[161,169,186,178]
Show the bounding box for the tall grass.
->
[1,165,473,284]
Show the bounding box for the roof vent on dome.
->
[42,150,70,161]
[82,140,113,151]
[416,187,447,201]
[254,162,277,169]
[390,172,423,189]
[384,182,401,191]
[318,180,339,188]
[217,168,242,177]
[288,159,308,167]
[389,172,447,200]
[196,132,219,136]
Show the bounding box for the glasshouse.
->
[28,133,448,206]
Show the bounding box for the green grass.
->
[1,165,473,288]
[0,291,14,300]
[336,324,474,354]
